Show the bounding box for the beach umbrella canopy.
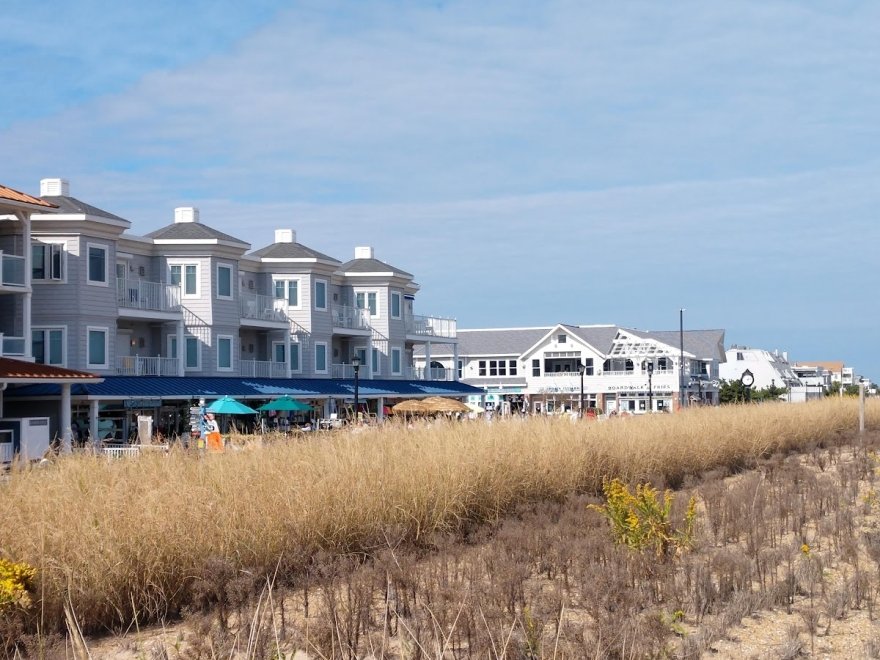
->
[466,402,486,414]
[420,396,470,413]
[391,399,429,414]
[206,396,258,415]
[258,396,312,412]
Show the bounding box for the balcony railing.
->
[117,279,181,313]
[240,292,288,323]
[117,355,180,376]
[0,334,26,356]
[332,363,357,379]
[332,304,371,331]
[405,314,457,339]
[402,366,453,381]
[240,359,288,378]
[0,252,25,287]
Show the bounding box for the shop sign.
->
[124,398,162,409]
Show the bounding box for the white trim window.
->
[391,347,402,375]
[355,291,378,317]
[217,335,233,371]
[314,279,328,311]
[185,336,201,371]
[273,277,301,309]
[216,263,234,300]
[371,347,381,375]
[86,326,109,368]
[32,326,65,366]
[167,335,178,360]
[390,292,401,319]
[86,243,109,286]
[169,262,199,298]
[31,242,65,282]
[315,342,328,374]
[273,342,302,372]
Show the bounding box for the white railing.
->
[405,314,457,339]
[116,355,180,376]
[0,252,25,287]
[412,366,453,381]
[0,443,13,463]
[117,278,181,313]
[240,359,288,378]
[103,446,140,458]
[332,363,357,379]
[332,305,371,331]
[240,292,288,322]
[0,334,26,356]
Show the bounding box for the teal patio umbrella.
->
[258,396,312,412]
[207,396,258,415]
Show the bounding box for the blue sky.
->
[4,1,879,377]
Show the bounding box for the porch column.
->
[377,396,385,422]
[424,341,432,381]
[452,343,459,382]
[89,399,100,448]
[285,328,292,379]
[23,210,32,359]
[176,319,185,376]
[60,383,72,454]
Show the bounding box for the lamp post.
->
[679,308,686,410]
[352,354,361,423]
[578,360,586,419]
[646,360,654,413]
[859,376,866,435]
[741,369,754,404]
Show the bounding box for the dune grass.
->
[0,397,873,636]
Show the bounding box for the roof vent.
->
[275,229,296,244]
[40,178,69,197]
[174,207,199,224]
[354,246,374,259]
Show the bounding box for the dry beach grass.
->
[0,398,874,652]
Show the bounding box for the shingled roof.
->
[41,195,128,222]
[146,222,250,247]
[339,257,413,279]
[249,241,340,263]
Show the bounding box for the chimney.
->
[783,352,788,362]
[40,178,69,196]
[354,246,374,259]
[275,229,296,244]
[174,207,199,224]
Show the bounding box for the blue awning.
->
[4,375,484,401]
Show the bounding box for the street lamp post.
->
[578,361,586,419]
[646,360,654,413]
[859,377,866,435]
[741,369,754,404]
[679,308,686,410]
[352,355,361,423]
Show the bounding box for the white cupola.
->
[174,207,200,223]
[40,178,69,196]
[275,229,296,243]
[354,246,374,259]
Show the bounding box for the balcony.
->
[403,366,454,381]
[0,334,26,357]
[117,355,180,376]
[332,304,371,332]
[0,252,25,287]
[117,279,181,314]
[240,292,288,325]
[240,359,288,378]
[405,314,457,339]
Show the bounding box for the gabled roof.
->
[338,257,413,278]
[0,184,56,208]
[146,222,250,247]
[626,329,726,362]
[0,358,102,383]
[415,327,552,357]
[249,241,340,263]
[40,195,128,222]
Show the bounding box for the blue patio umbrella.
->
[206,396,258,415]
[258,396,312,412]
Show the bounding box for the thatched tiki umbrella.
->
[420,396,470,413]
[391,399,429,414]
